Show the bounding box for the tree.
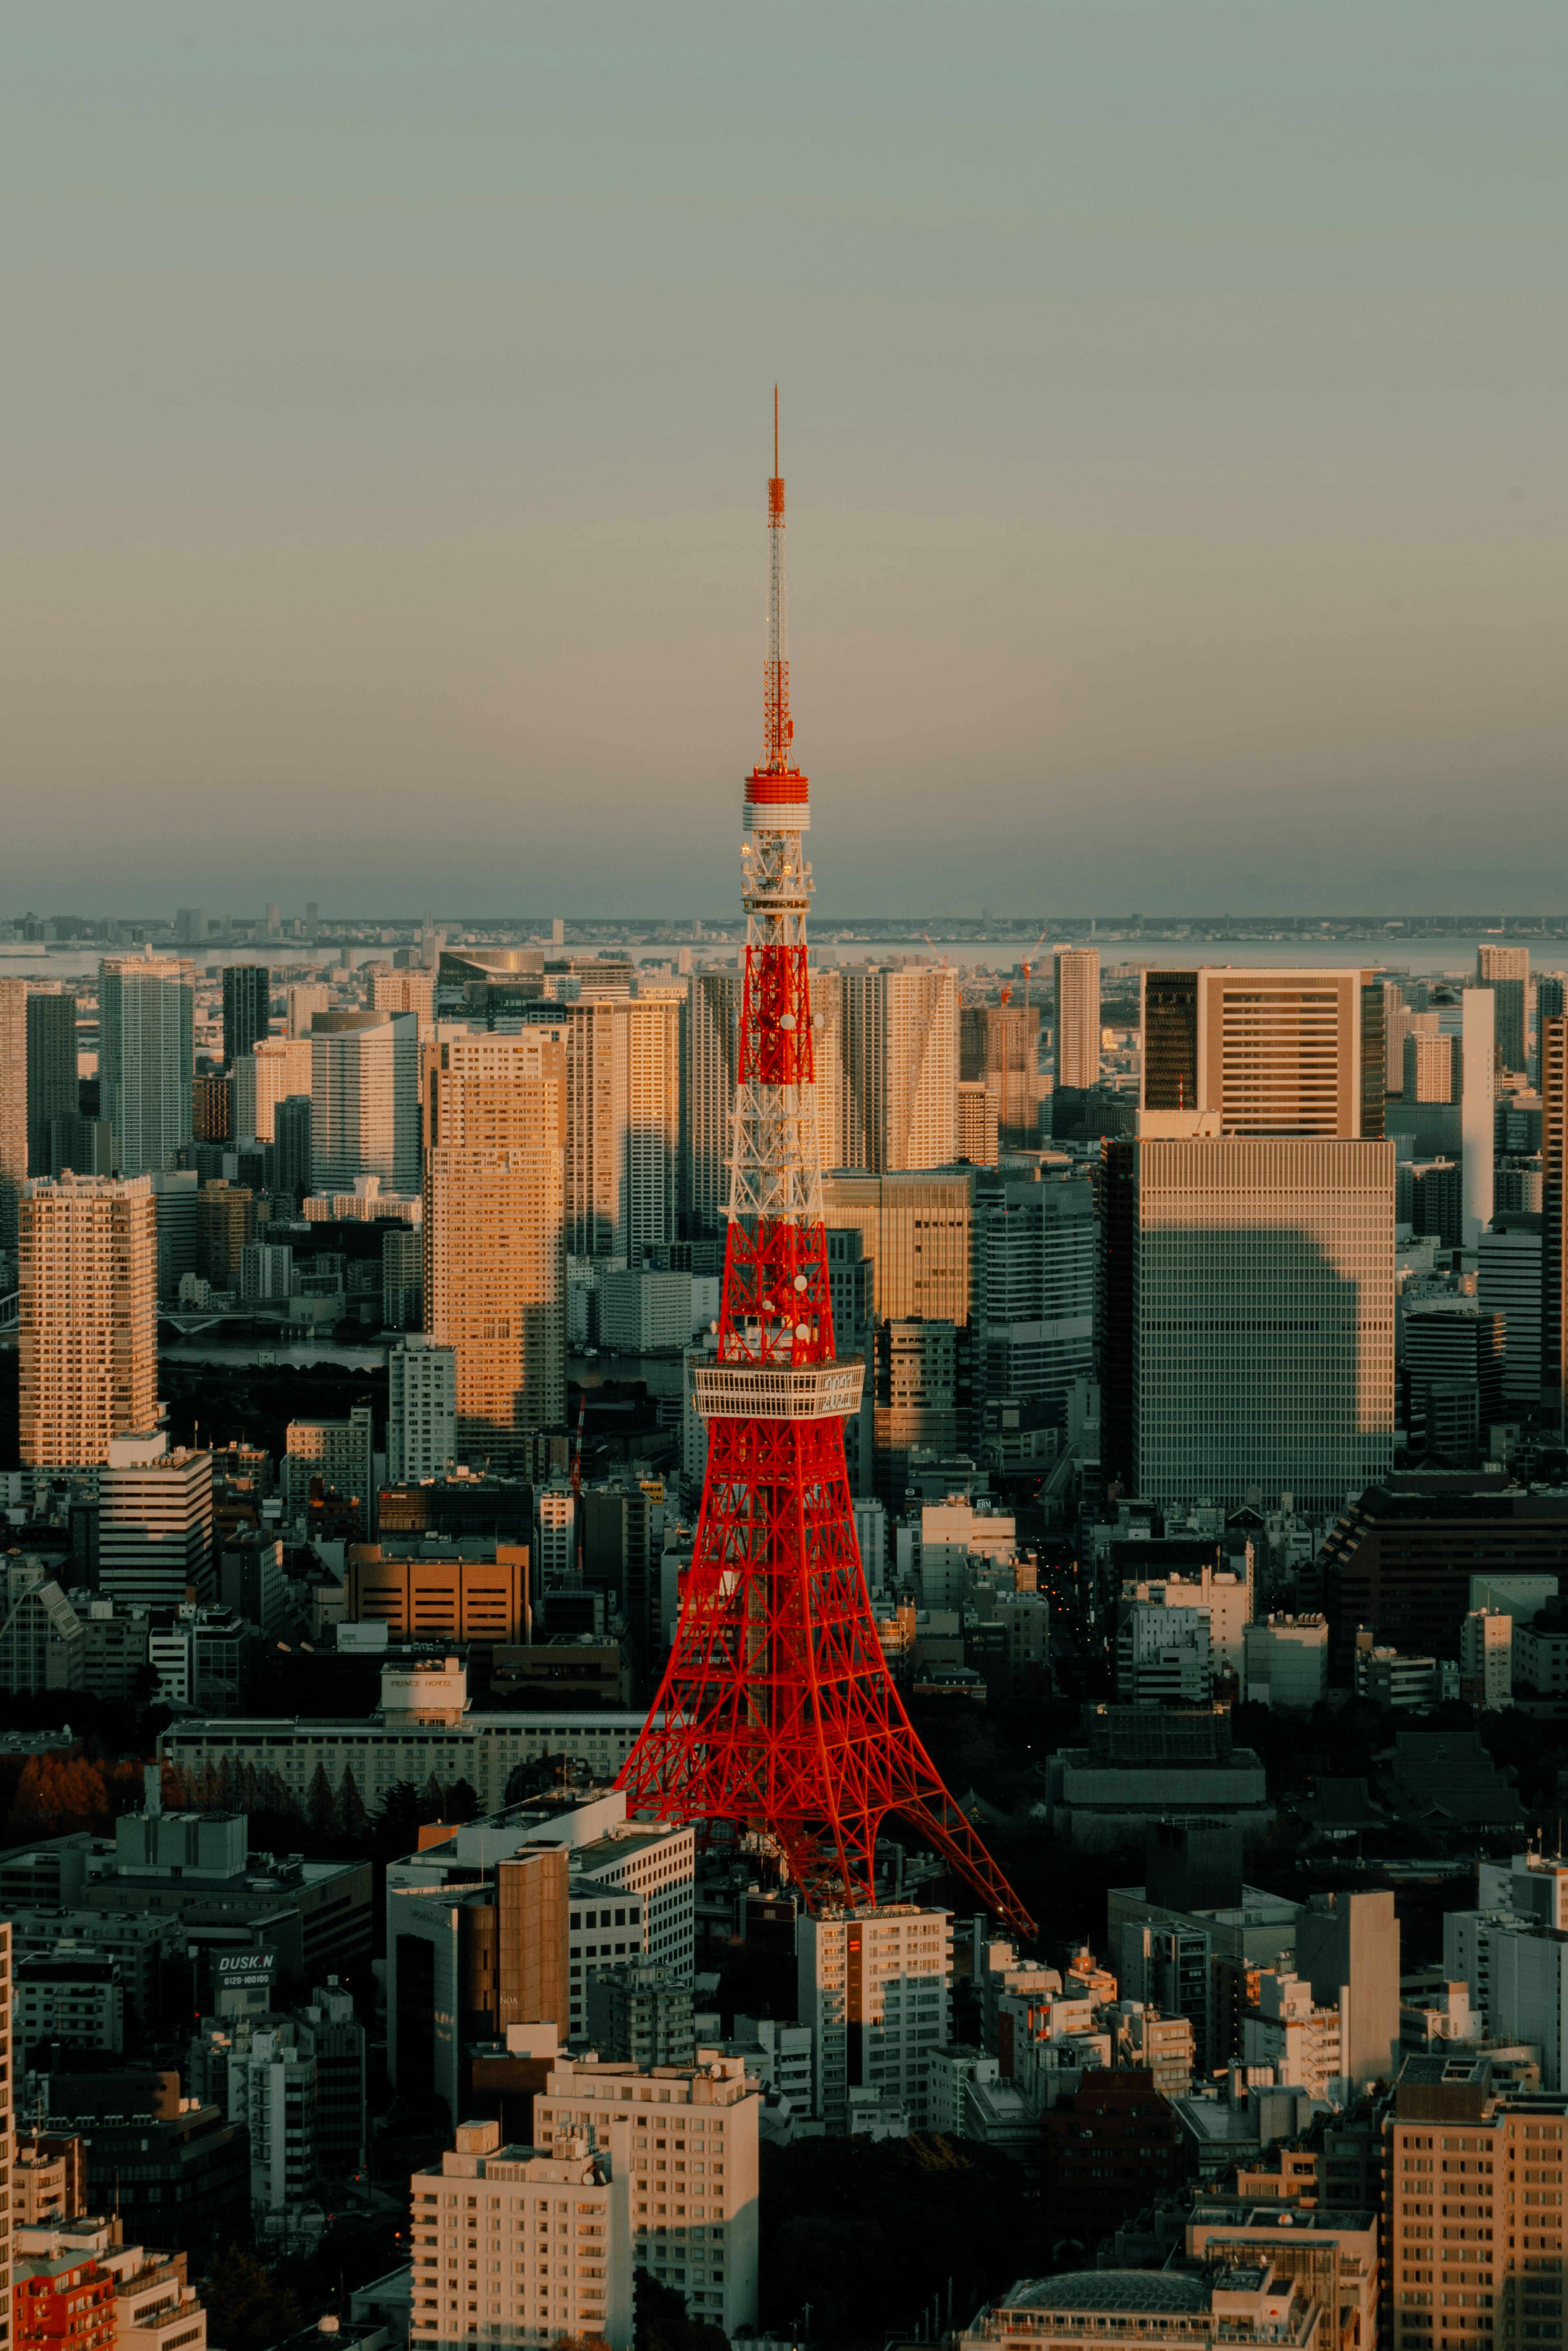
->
[635,2273,728,2351]
[333,1764,369,1843]
[444,1777,481,1824]
[198,2247,303,2351]
[307,1762,336,1840]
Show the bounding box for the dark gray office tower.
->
[273,1093,313,1203]
[222,964,271,1066]
[27,993,78,1174]
[974,1168,1095,1414]
[826,1225,875,1495]
[1140,970,1198,1111]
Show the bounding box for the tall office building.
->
[99,955,195,1175]
[960,999,1042,1152]
[682,966,743,1233]
[388,1336,459,1483]
[1478,1216,1544,1407]
[521,994,682,1258]
[955,1080,999,1166]
[1054,946,1101,1092]
[823,1167,975,1326]
[191,1072,233,1144]
[99,1444,215,1608]
[221,964,272,1065]
[25,990,77,1178]
[424,1030,567,1471]
[973,1170,1096,1413]
[18,1173,158,1467]
[1381,979,1409,1095]
[1140,966,1385,1138]
[311,1009,420,1194]
[1461,986,1496,1247]
[1477,944,1529,1075]
[837,965,958,1172]
[233,1037,312,1142]
[1403,1022,1452,1101]
[1543,1015,1568,1426]
[1101,1120,1395,1511]
[0,979,25,1251]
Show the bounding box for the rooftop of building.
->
[1188,2204,1377,2235]
[1003,2275,1210,2315]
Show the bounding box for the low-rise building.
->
[797,1903,953,2133]
[958,2262,1326,2351]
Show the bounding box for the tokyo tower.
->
[617,399,1033,1938]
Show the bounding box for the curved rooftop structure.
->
[1006,2275,1211,2315]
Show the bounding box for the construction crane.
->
[1020,927,1050,1011]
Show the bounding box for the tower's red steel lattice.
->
[617,399,1033,1937]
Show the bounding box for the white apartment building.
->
[916,1497,1017,1609]
[310,1008,420,1194]
[1241,1971,1345,2102]
[13,2218,207,2351]
[836,966,958,1174]
[1053,947,1101,1092]
[410,2119,631,2351]
[99,1442,214,1609]
[597,1269,693,1354]
[232,2024,317,2214]
[388,1338,458,1484]
[1117,1560,1253,1684]
[234,1037,312,1142]
[1241,1615,1329,1708]
[536,1484,577,1580]
[798,1904,953,2133]
[1461,1607,1513,1709]
[925,2045,1000,2135]
[534,2051,759,2335]
[1116,1602,1212,1704]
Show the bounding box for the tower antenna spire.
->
[616,396,1032,1940]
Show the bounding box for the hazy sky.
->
[4,2,1564,918]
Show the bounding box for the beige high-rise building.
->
[518,994,681,1258]
[955,1080,998,1167]
[370,967,437,1022]
[1140,965,1385,1138]
[233,1037,312,1141]
[287,983,331,1039]
[960,999,1042,1151]
[0,977,26,1251]
[311,1008,420,1194]
[1403,1022,1454,1103]
[1387,2076,1561,2351]
[19,1173,158,1468]
[425,1030,567,1470]
[1053,946,1101,1092]
[823,1167,975,1325]
[837,966,957,1172]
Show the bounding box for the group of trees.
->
[0,1747,156,1841]
[757,2131,1045,2346]
[163,1754,483,1865]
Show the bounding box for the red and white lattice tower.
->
[617,398,1033,1936]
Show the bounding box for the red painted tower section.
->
[617,400,1033,1937]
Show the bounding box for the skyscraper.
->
[424,1029,567,1471]
[837,965,958,1171]
[19,1173,158,1467]
[1542,1013,1568,1428]
[273,1094,313,1202]
[1054,946,1101,1092]
[1461,985,1496,1247]
[388,1336,459,1482]
[682,966,743,1233]
[222,964,272,1065]
[961,999,1042,1151]
[973,1168,1096,1414]
[25,990,77,1177]
[233,1037,312,1141]
[1102,1120,1395,1511]
[0,979,25,1251]
[1477,944,1528,1075]
[99,955,195,1176]
[1140,965,1385,1138]
[521,993,682,1258]
[310,1009,420,1195]
[370,966,436,1022]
